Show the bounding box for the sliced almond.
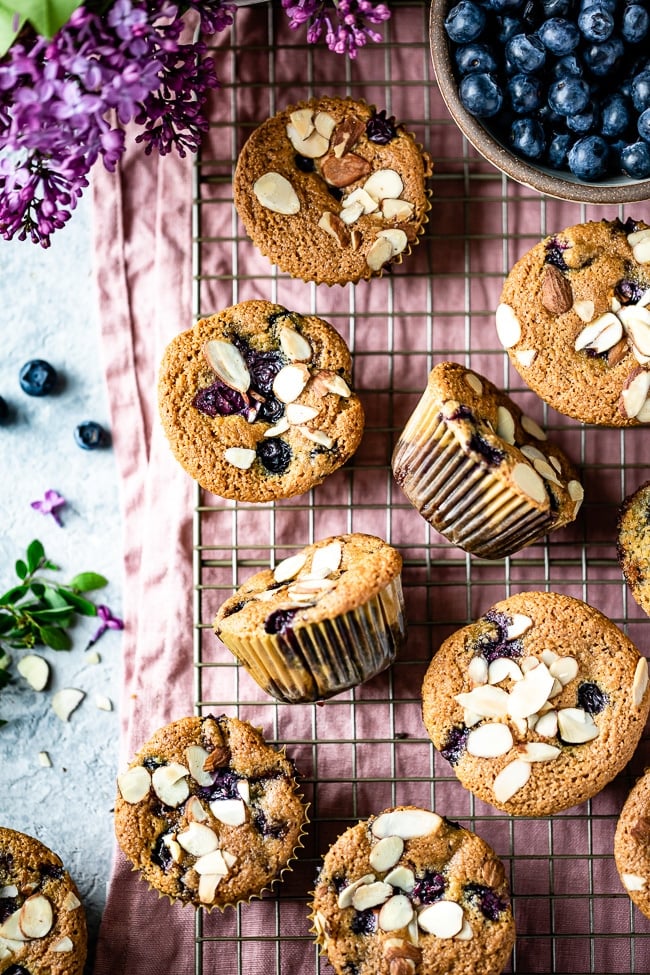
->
[417,900,464,938]
[177,822,219,856]
[633,657,649,708]
[236,780,250,805]
[369,835,404,873]
[377,228,408,257]
[534,710,558,738]
[194,848,229,876]
[495,303,521,349]
[622,872,647,891]
[62,891,81,912]
[620,369,650,419]
[371,809,442,840]
[185,745,214,787]
[363,169,404,202]
[185,796,209,823]
[631,237,650,264]
[297,426,334,448]
[352,880,393,911]
[496,406,515,445]
[574,313,622,353]
[151,763,190,808]
[573,299,595,323]
[52,687,84,722]
[18,894,53,939]
[17,654,49,691]
[488,658,523,685]
[288,108,314,140]
[492,758,531,803]
[464,709,482,728]
[162,835,183,863]
[549,656,578,685]
[288,577,335,595]
[118,765,151,804]
[455,919,474,941]
[520,657,539,674]
[264,417,290,437]
[0,910,27,941]
[318,210,350,248]
[253,172,300,215]
[286,403,320,425]
[339,201,364,226]
[468,655,488,686]
[209,797,246,826]
[466,722,513,758]
[38,751,52,768]
[521,414,547,441]
[95,694,112,712]
[378,894,414,932]
[382,198,415,221]
[310,540,342,578]
[198,873,223,903]
[517,742,561,762]
[273,552,307,584]
[342,187,378,214]
[321,152,371,187]
[286,122,329,158]
[506,614,533,640]
[515,348,537,367]
[224,446,256,470]
[273,363,310,403]
[337,874,376,909]
[314,111,336,139]
[511,462,547,504]
[279,325,312,362]
[366,235,395,271]
[455,684,509,719]
[320,373,351,398]
[619,305,650,356]
[384,866,415,892]
[203,339,250,393]
[53,936,74,952]
[508,662,555,718]
[556,707,599,743]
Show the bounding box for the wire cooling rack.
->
[190,3,650,972]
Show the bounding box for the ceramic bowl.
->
[429,0,650,204]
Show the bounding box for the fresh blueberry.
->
[577,681,609,714]
[265,608,298,635]
[366,109,398,143]
[638,107,650,142]
[294,154,314,173]
[510,116,546,158]
[601,93,632,138]
[256,437,292,475]
[566,104,599,134]
[444,0,487,43]
[550,53,583,79]
[567,135,610,180]
[620,140,650,178]
[463,882,509,920]
[548,78,590,116]
[484,0,525,10]
[505,33,546,72]
[547,132,573,169]
[496,15,523,43]
[542,0,571,15]
[459,72,504,116]
[412,871,446,904]
[19,358,57,396]
[507,73,542,113]
[631,70,650,113]
[74,421,109,450]
[440,725,470,765]
[537,18,580,55]
[577,4,615,42]
[455,42,498,75]
[350,909,377,934]
[583,36,624,76]
[622,4,650,45]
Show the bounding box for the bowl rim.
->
[428,0,650,204]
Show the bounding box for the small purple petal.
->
[31,490,66,525]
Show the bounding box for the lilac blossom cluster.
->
[281,0,391,58]
[0,0,235,247]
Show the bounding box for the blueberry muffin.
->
[614,770,650,918]
[0,827,87,974]
[496,217,650,426]
[391,362,583,560]
[158,300,365,501]
[213,533,405,704]
[113,715,308,908]
[617,480,650,617]
[422,592,650,816]
[233,95,432,284]
[310,806,515,975]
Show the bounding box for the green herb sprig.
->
[0,538,107,724]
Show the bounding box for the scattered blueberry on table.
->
[443,0,650,180]
[74,421,110,450]
[19,359,58,396]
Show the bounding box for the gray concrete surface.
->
[0,193,123,968]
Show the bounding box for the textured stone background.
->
[0,193,123,968]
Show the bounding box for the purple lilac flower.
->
[31,490,66,527]
[86,603,124,648]
[281,0,391,58]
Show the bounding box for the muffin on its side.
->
[158,300,364,502]
[0,827,87,974]
[234,96,432,285]
[615,771,650,917]
[114,715,308,909]
[422,592,650,816]
[391,362,583,560]
[310,806,515,975]
[617,480,650,617]
[496,217,650,426]
[213,533,405,704]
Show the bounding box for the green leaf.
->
[30,607,74,624]
[42,586,70,610]
[26,539,45,574]
[68,572,108,593]
[15,560,27,580]
[38,625,72,651]
[0,4,25,58]
[0,585,28,606]
[0,615,14,635]
[59,590,98,617]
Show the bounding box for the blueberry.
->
[578,4,615,42]
[350,909,377,934]
[256,437,292,475]
[542,0,570,15]
[246,350,283,396]
[583,37,624,76]
[537,18,580,56]
[550,53,583,79]
[74,420,109,450]
[510,116,546,158]
[444,1,487,43]
[577,681,609,714]
[265,608,298,635]
[19,358,57,396]
[0,395,8,421]
[631,69,650,113]
[412,871,446,904]
[620,140,650,178]
[566,104,599,134]
[567,135,610,180]
[638,107,650,142]
[366,109,398,143]
[507,73,542,113]
[601,93,632,138]
[548,78,590,116]
[463,882,509,920]
[469,432,506,466]
[327,185,344,201]
[459,72,504,117]
[505,33,546,72]
[39,862,64,881]
[252,809,288,839]
[193,380,246,418]
[622,4,650,45]
[294,154,314,173]
[545,236,570,271]
[440,725,469,765]
[455,42,498,75]
[547,132,573,169]
[197,767,241,801]
[0,895,18,923]
[484,0,525,10]
[4,966,30,975]
[496,15,523,43]
[152,833,175,872]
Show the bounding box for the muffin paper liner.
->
[220,577,406,703]
[393,416,554,560]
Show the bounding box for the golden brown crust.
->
[617,480,650,617]
[615,770,650,917]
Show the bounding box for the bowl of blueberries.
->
[430,0,650,201]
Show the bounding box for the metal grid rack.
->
[190,3,650,972]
